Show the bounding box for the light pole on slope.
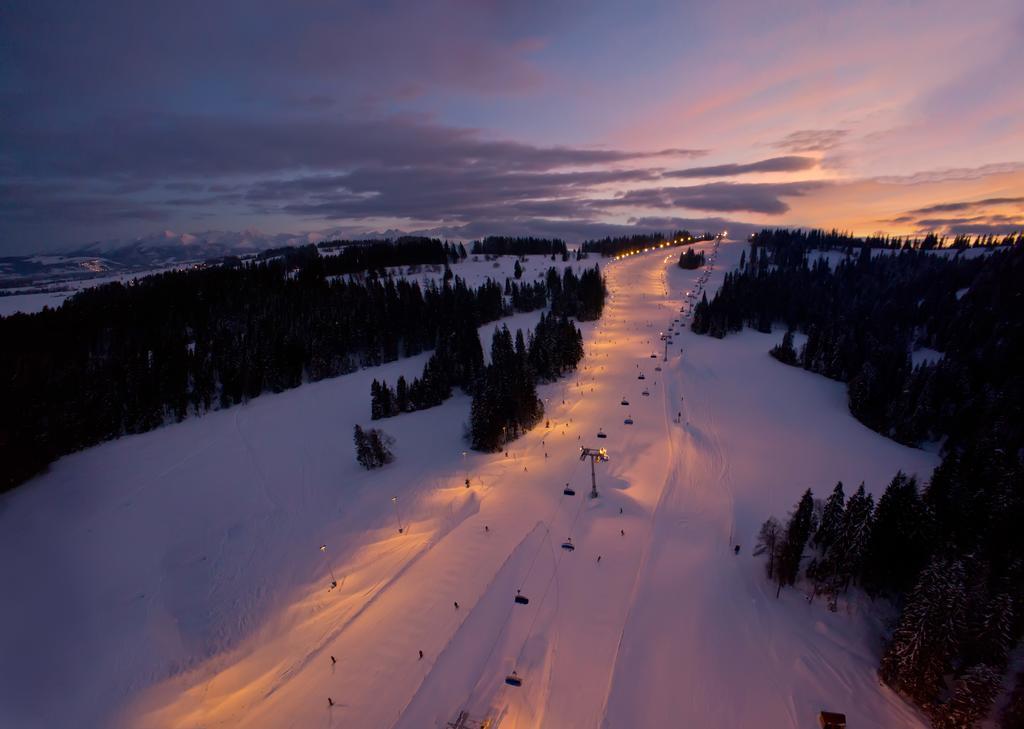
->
[391,495,404,534]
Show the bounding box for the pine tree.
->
[970,592,1014,670]
[770,329,799,366]
[812,483,874,609]
[1002,670,1024,729]
[880,557,968,704]
[368,428,394,467]
[813,482,845,551]
[395,375,409,412]
[933,663,1001,729]
[862,472,930,597]
[691,293,710,334]
[514,259,523,279]
[834,483,874,590]
[353,424,373,469]
[775,489,815,595]
[370,380,384,420]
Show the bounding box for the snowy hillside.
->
[0,240,938,729]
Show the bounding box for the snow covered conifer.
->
[370,380,383,420]
[368,428,394,467]
[862,472,929,597]
[880,557,967,704]
[813,481,845,552]
[395,376,409,413]
[1002,670,1024,729]
[353,425,373,468]
[933,663,1001,729]
[775,489,815,595]
[769,329,799,366]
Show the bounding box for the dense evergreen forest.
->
[469,315,585,451]
[0,250,606,491]
[313,236,467,274]
[371,266,605,422]
[580,233,666,257]
[678,248,706,270]
[749,227,1021,252]
[707,230,1024,727]
[580,230,710,258]
[471,236,568,256]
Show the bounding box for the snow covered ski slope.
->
[0,240,938,728]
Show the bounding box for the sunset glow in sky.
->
[1,0,1022,253]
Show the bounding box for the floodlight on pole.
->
[320,544,337,586]
[391,495,404,534]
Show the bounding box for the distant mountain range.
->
[64,229,318,266]
[0,229,402,287]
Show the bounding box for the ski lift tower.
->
[579,446,610,498]
[446,710,491,729]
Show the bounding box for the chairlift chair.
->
[597,429,607,439]
[638,373,645,380]
[563,484,576,496]
[514,590,530,605]
[620,398,629,406]
[561,538,575,552]
[624,417,634,425]
[505,671,524,687]
[642,389,650,396]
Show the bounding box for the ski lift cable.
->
[500,454,590,693]
[462,526,558,709]
[517,455,585,593]
[510,508,573,680]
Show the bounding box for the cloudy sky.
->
[1,0,1022,254]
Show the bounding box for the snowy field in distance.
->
[0,264,189,316]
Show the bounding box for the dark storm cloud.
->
[909,196,1024,215]
[940,221,1024,236]
[771,129,849,153]
[883,196,1024,236]
[0,183,167,224]
[245,167,660,220]
[665,156,817,178]
[3,113,702,180]
[594,181,826,215]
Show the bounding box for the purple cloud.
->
[771,129,849,153]
[666,156,817,178]
[596,181,827,215]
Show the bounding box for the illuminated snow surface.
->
[0,241,937,728]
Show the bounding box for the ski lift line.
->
[516,454,585,595]
[466,524,561,712]
[509,510,570,689]
[516,450,589,638]
[457,527,555,717]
